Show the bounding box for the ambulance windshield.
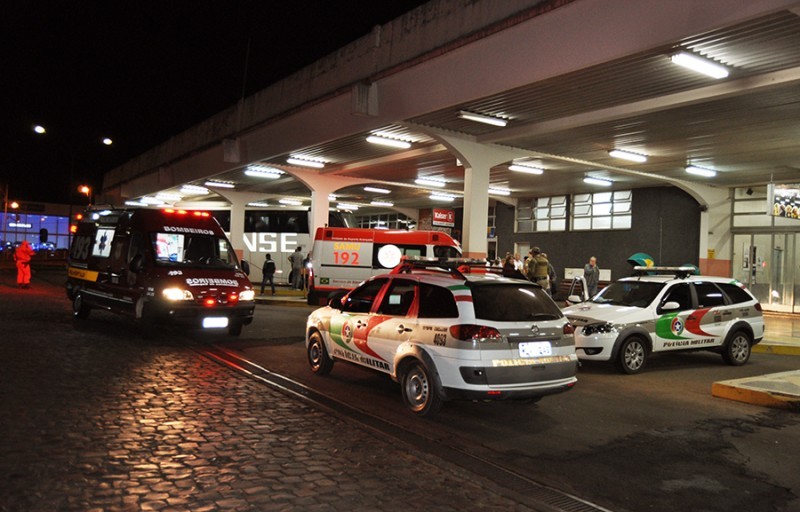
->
[151,232,239,269]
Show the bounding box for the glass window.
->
[693,282,727,307]
[377,279,416,316]
[517,195,567,232]
[572,190,633,231]
[717,283,754,305]
[660,283,693,311]
[418,283,459,318]
[342,278,387,313]
[593,281,665,308]
[151,233,238,269]
[471,283,562,321]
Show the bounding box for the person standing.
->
[260,253,276,295]
[525,247,550,292]
[288,246,304,290]
[14,240,36,289]
[584,256,600,297]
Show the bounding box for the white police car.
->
[562,267,764,374]
[305,260,578,416]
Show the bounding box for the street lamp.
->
[78,185,92,205]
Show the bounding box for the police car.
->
[562,267,764,374]
[305,260,578,416]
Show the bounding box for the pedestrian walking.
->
[584,256,600,297]
[260,253,276,295]
[288,246,304,290]
[14,241,36,289]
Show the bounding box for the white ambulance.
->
[306,227,461,305]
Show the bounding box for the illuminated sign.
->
[8,222,32,228]
[432,208,455,227]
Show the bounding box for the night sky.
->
[2,1,429,204]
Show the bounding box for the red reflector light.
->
[449,324,502,341]
[204,298,216,306]
[563,323,575,335]
[487,391,502,396]
[228,293,238,304]
[176,210,187,215]
[165,208,175,213]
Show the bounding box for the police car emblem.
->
[531,325,540,334]
[342,320,354,344]
[671,317,684,336]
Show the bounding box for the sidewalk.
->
[0,270,542,511]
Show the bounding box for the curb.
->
[753,343,800,356]
[712,371,800,410]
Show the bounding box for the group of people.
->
[500,247,557,295]
[259,246,307,295]
[501,248,601,298]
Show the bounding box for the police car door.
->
[654,283,696,351]
[364,278,418,375]
[329,278,387,369]
[689,282,729,347]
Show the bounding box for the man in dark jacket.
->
[261,254,276,295]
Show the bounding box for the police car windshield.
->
[592,281,665,308]
[151,232,238,269]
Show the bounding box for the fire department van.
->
[306,227,461,305]
[66,208,256,335]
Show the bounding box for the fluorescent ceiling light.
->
[366,135,411,149]
[155,193,182,201]
[180,185,209,195]
[287,156,325,168]
[139,196,164,205]
[205,180,235,189]
[415,177,446,187]
[247,202,270,207]
[670,52,729,79]
[458,110,508,127]
[328,194,337,201]
[509,164,544,175]
[245,165,284,178]
[608,149,648,163]
[370,200,394,207]
[124,200,147,207]
[583,176,613,187]
[364,186,390,194]
[279,198,303,206]
[685,165,717,178]
[337,203,359,210]
[430,193,456,202]
[488,188,511,196]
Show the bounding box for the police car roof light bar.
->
[633,265,699,279]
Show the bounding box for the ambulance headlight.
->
[239,290,255,301]
[162,288,194,301]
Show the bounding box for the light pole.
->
[32,124,113,245]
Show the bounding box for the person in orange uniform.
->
[14,240,36,289]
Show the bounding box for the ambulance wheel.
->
[616,336,647,374]
[307,331,333,375]
[401,360,442,417]
[72,292,90,319]
[722,330,751,366]
[228,321,243,337]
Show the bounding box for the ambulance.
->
[306,227,461,305]
[66,208,256,335]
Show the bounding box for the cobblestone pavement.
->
[0,270,537,511]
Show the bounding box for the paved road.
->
[0,270,543,511]
[226,302,800,512]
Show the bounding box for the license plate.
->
[203,317,229,329]
[518,341,552,357]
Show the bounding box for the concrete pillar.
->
[288,168,371,234]
[680,184,732,277]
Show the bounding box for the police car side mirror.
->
[328,291,347,309]
[567,294,583,305]
[129,254,144,274]
[660,301,680,311]
[241,260,250,276]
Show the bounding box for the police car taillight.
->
[563,323,575,335]
[754,303,762,312]
[449,324,502,342]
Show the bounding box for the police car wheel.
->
[722,330,751,366]
[307,332,333,375]
[401,360,442,417]
[72,292,90,319]
[616,336,647,374]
